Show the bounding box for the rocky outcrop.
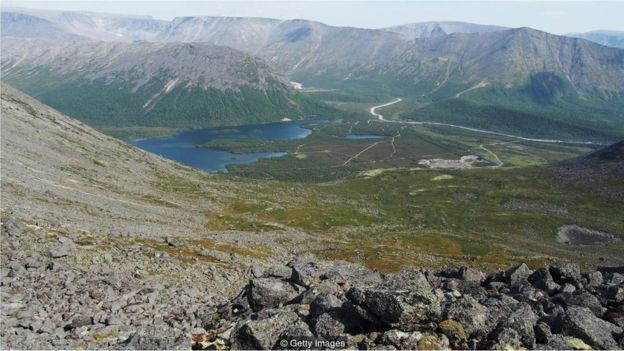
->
[194,260,624,350]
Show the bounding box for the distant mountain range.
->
[1,7,167,42]
[1,7,623,140]
[383,21,507,39]
[567,30,624,49]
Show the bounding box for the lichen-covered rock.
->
[552,290,605,317]
[438,319,467,344]
[314,313,345,340]
[380,329,422,350]
[583,271,604,289]
[497,303,539,348]
[557,306,621,349]
[277,321,315,350]
[417,334,441,350]
[444,295,489,338]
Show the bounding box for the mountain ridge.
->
[1,38,336,138]
[382,21,507,39]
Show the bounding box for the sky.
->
[3,1,624,34]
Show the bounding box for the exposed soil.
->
[557,225,620,245]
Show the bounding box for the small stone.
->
[68,316,93,329]
[49,244,70,259]
[564,336,592,350]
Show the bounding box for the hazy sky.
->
[3,1,624,34]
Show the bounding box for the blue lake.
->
[345,134,385,140]
[132,120,320,172]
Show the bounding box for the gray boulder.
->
[364,270,440,331]
[314,313,345,339]
[558,306,621,349]
[230,311,299,349]
[277,321,315,350]
[458,267,485,282]
[263,265,293,279]
[553,291,605,317]
[248,278,299,311]
[49,244,71,259]
[584,271,603,289]
[309,293,342,318]
[289,258,381,288]
[505,263,533,284]
[596,284,624,304]
[68,316,92,329]
[550,262,581,286]
[496,303,539,347]
[445,295,489,338]
[528,268,559,295]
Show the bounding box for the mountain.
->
[383,21,507,39]
[1,39,334,139]
[1,7,167,42]
[156,16,408,76]
[0,11,90,42]
[556,140,624,182]
[567,30,624,49]
[157,17,624,98]
[2,9,623,140]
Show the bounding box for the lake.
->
[345,134,385,140]
[132,120,320,172]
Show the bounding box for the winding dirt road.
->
[370,98,402,120]
[370,98,602,146]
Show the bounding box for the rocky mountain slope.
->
[0,84,313,347]
[383,21,507,39]
[1,39,332,138]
